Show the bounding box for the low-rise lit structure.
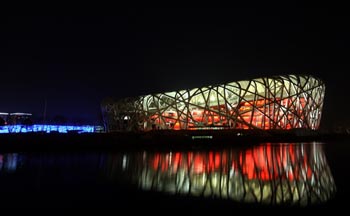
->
[0,112,33,125]
[101,74,325,132]
[0,124,97,134]
[0,112,102,134]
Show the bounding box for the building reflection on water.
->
[0,153,19,172]
[0,142,336,207]
[105,143,336,206]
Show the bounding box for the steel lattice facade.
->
[101,74,325,132]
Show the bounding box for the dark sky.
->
[2,8,349,128]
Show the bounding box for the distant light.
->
[10,113,32,116]
[191,135,213,139]
[122,155,127,170]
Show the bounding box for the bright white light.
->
[198,97,204,103]
[10,113,32,116]
[122,155,127,170]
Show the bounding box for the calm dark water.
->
[0,140,348,212]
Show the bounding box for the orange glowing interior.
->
[149,98,307,130]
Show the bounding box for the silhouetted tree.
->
[22,117,33,125]
[72,117,86,125]
[0,117,5,126]
[53,115,67,124]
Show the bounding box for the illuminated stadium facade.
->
[101,74,325,132]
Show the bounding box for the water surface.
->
[0,141,346,212]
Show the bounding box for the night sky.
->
[2,8,349,128]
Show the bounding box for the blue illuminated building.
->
[0,112,102,134]
[0,124,97,134]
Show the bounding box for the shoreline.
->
[0,129,348,152]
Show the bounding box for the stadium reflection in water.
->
[0,142,336,208]
[105,143,336,206]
